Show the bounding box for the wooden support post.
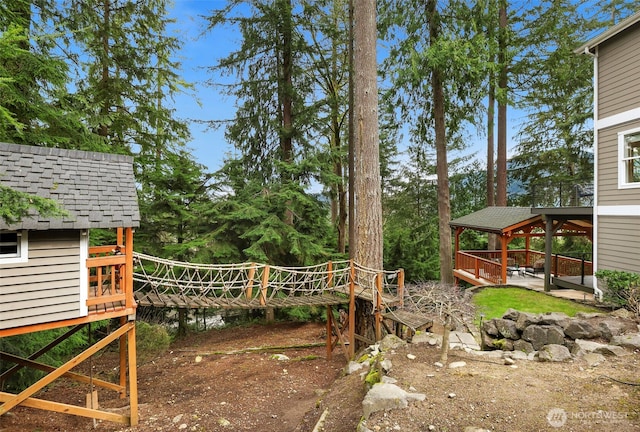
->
[348,260,355,359]
[246,263,256,300]
[397,269,404,308]
[0,322,132,416]
[119,316,127,398]
[260,265,270,306]
[327,261,333,288]
[375,273,383,342]
[127,319,138,426]
[124,227,135,310]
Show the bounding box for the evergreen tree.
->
[204,0,336,265]
[379,0,489,282]
[0,1,97,148]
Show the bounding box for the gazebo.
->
[450,206,593,292]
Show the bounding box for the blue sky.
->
[168,1,237,173]
[166,1,564,175]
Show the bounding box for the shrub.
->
[136,321,171,363]
[595,270,640,317]
[0,325,96,392]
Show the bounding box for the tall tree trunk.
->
[353,0,383,348]
[348,0,356,260]
[330,6,347,254]
[278,0,295,225]
[487,74,500,251]
[428,0,454,284]
[496,0,508,207]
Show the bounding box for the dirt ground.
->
[1,321,639,432]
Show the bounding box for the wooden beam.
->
[0,391,129,424]
[0,324,86,384]
[127,320,138,426]
[0,321,132,415]
[0,352,124,393]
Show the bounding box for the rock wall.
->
[481,309,637,356]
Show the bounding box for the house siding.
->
[597,216,640,272]
[597,119,640,206]
[0,230,83,330]
[597,22,640,120]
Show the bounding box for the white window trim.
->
[0,230,29,264]
[618,126,640,189]
[79,230,89,317]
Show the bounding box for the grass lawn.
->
[473,287,602,321]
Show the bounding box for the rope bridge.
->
[132,252,403,310]
[132,252,434,358]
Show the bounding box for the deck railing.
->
[87,244,134,314]
[456,249,592,284]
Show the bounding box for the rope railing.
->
[132,252,402,310]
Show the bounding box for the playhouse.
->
[0,142,140,425]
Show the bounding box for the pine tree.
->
[0,1,97,148]
[379,0,488,283]
[204,0,336,265]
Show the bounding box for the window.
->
[619,129,640,188]
[0,231,28,263]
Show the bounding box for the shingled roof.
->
[449,207,541,234]
[0,142,140,230]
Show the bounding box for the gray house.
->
[0,142,141,425]
[577,10,640,295]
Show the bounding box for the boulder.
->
[362,383,426,419]
[571,339,629,357]
[502,308,521,321]
[538,312,570,328]
[546,326,566,345]
[610,334,640,350]
[482,319,500,337]
[481,332,496,350]
[522,325,547,350]
[535,344,572,362]
[494,319,519,340]
[379,334,406,351]
[515,312,540,331]
[522,325,565,350]
[571,338,603,355]
[492,338,514,351]
[564,320,601,340]
[598,319,630,341]
[513,339,535,354]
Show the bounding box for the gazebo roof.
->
[0,142,140,231]
[449,207,541,235]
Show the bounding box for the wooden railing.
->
[86,231,135,314]
[455,251,503,284]
[456,249,592,284]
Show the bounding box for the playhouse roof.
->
[0,142,140,230]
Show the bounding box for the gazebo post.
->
[501,235,508,283]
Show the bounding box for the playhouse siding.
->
[0,230,82,330]
[597,216,640,272]
[597,22,640,119]
[597,119,640,206]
